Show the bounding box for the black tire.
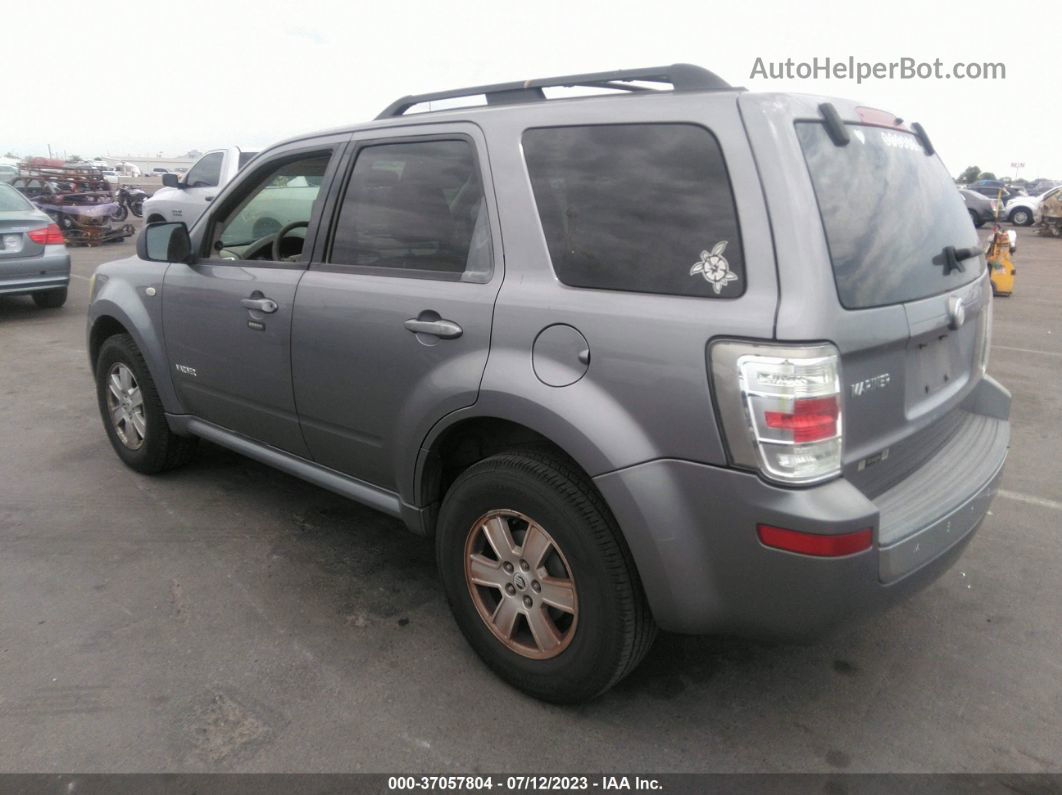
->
[32,287,67,308]
[436,450,656,703]
[95,333,196,474]
[1009,207,1033,226]
[969,209,984,228]
[131,198,144,218]
[111,204,129,222]
[146,214,165,225]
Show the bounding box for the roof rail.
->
[375,63,732,119]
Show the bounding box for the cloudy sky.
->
[4,0,1057,180]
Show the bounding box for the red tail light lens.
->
[757,524,872,557]
[764,396,840,443]
[27,224,65,245]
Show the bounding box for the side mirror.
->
[137,222,195,264]
[161,172,181,188]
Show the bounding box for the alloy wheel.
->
[106,363,146,450]
[464,509,578,660]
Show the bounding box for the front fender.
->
[88,266,181,414]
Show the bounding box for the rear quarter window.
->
[522,124,745,298]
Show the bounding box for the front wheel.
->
[1010,207,1033,226]
[95,334,197,474]
[436,450,656,703]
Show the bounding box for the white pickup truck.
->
[142,147,257,228]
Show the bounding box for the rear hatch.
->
[758,100,991,498]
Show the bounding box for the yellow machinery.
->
[985,224,1015,296]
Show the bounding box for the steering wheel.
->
[273,220,309,261]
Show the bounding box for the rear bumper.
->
[595,378,1010,637]
[0,251,71,296]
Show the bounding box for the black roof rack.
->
[376,63,732,119]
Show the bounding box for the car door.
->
[292,124,503,491]
[162,137,348,456]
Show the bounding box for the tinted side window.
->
[523,124,744,298]
[329,139,491,280]
[185,152,224,188]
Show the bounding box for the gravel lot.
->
[0,220,1059,773]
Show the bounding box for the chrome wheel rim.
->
[464,509,578,660]
[106,363,146,450]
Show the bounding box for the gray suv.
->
[87,65,1010,702]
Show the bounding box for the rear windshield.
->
[523,124,744,298]
[0,184,33,212]
[796,122,982,309]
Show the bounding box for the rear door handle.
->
[241,297,278,314]
[404,318,463,339]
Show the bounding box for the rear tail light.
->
[757,524,872,557]
[710,342,843,485]
[27,224,65,245]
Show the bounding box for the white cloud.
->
[3,0,1056,178]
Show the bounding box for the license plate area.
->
[2,233,22,254]
[904,325,976,415]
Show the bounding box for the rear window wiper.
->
[933,245,980,276]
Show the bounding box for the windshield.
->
[0,184,34,212]
[797,122,982,309]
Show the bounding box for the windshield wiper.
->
[933,245,981,276]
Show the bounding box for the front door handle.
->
[241,296,278,314]
[404,317,463,339]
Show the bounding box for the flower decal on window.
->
[690,241,739,294]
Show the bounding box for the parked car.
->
[142,148,258,228]
[960,188,997,227]
[968,182,1017,205]
[1004,185,1062,226]
[0,183,70,307]
[87,64,1010,703]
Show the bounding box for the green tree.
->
[979,171,997,181]
[959,165,981,183]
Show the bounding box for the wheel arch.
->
[88,297,182,415]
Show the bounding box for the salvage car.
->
[0,183,70,307]
[87,65,1010,703]
[1005,185,1062,227]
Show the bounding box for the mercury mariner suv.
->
[87,64,1010,702]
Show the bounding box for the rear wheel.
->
[111,204,129,222]
[32,288,67,308]
[95,333,196,474]
[436,450,656,703]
